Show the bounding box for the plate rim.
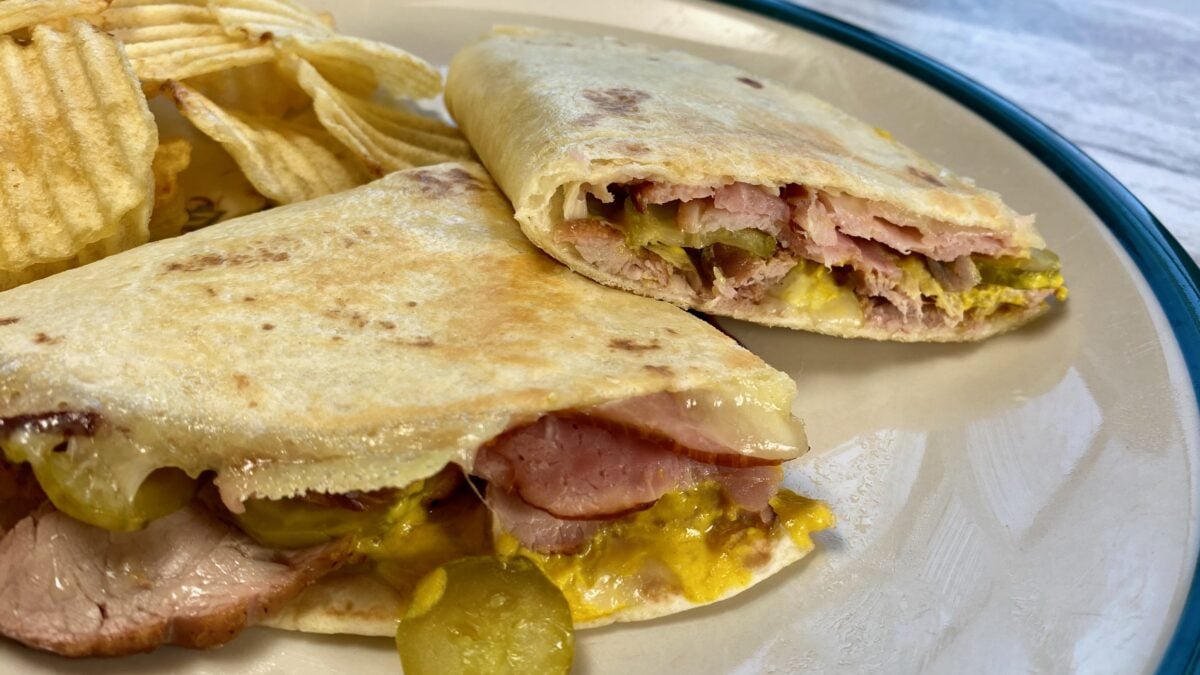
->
[712,1,1200,671]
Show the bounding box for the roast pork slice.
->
[0,504,352,657]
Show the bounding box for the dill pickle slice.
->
[234,497,378,549]
[396,556,574,675]
[1,432,194,532]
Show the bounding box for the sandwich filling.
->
[557,181,1067,334]
[0,390,831,655]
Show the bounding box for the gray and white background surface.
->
[797,0,1200,262]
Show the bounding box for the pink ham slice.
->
[813,192,1011,262]
[713,183,790,223]
[484,486,602,555]
[473,393,786,553]
[477,418,781,554]
[0,505,352,657]
[634,182,715,205]
[474,415,699,519]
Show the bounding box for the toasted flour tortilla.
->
[445,28,1065,342]
[0,162,799,508]
[0,162,825,643]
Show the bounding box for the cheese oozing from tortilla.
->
[0,386,826,632]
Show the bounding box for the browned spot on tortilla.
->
[243,296,256,302]
[663,327,679,336]
[376,320,396,330]
[248,401,258,409]
[643,365,673,376]
[737,76,763,89]
[203,287,217,297]
[331,336,344,342]
[32,333,61,345]
[405,301,418,308]
[233,373,251,390]
[163,248,290,273]
[582,87,650,118]
[261,323,275,331]
[324,308,369,330]
[907,166,945,187]
[609,337,660,352]
[0,317,19,326]
[407,167,482,197]
[389,336,435,348]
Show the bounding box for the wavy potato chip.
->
[186,60,309,116]
[147,93,268,234]
[210,0,441,99]
[165,80,370,204]
[97,1,274,81]
[289,57,471,174]
[0,19,155,289]
[0,0,108,34]
[149,137,193,240]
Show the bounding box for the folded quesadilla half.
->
[445,28,1067,342]
[0,162,831,657]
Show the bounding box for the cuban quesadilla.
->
[0,162,831,657]
[445,28,1067,342]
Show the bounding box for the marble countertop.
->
[798,0,1200,263]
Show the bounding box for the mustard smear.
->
[512,485,833,623]
[776,260,863,325]
[236,467,492,605]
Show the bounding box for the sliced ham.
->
[473,415,699,519]
[0,505,352,657]
[713,183,790,223]
[817,192,1010,262]
[474,391,790,554]
[693,204,784,237]
[485,486,601,555]
[634,182,716,205]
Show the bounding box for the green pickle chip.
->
[1,432,194,532]
[396,556,575,675]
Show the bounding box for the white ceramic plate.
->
[6,1,1199,673]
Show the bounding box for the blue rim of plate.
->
[711,1,1200,672]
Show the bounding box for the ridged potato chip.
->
[289,57,471,174]
[0,0,108,34]
[147,93,269,233]
[0,19,155,289]
[149,137,193,240]
[209,0,441,99]
[96,1,274,81]
[165,80,370,204]
[186,60,309,116]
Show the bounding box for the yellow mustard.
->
[515,485,834,623]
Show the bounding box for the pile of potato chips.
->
[0,0,471,290]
